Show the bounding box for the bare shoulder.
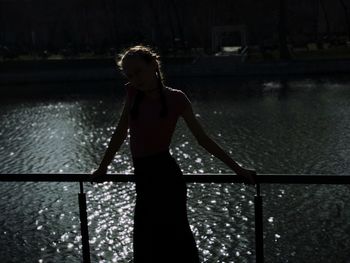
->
[164,86,188,97]
[165,86,189,101]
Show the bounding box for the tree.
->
[319,0,330,40]
[339,0,350,41]
[147,0,165,48]
[278,0,291,60]
[169,0,186,48]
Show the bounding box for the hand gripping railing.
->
[1,173,350,263]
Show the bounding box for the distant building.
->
[211,25,248,53]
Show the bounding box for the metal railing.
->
[1,173,350,263]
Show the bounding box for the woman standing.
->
[90,45,257,263]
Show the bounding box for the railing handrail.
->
[1,173,350,184]
[2,173,350,262]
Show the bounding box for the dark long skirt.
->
[132,149,200,263]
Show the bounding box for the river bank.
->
[1,56,350,86]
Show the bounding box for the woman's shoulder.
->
[124,82,134,90]
[164,86,188,97]
[164,86,191,110]
[124,82,137,96]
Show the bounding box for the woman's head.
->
[116,45,165,91]
[116,44,168,119]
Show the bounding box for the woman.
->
[90,45,257,263]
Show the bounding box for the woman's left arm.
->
[181,104,257,184]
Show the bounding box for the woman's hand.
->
[89,166,107,185]
[235,167,257,185]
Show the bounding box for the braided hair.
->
[116,45,168,120]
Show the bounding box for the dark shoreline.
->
[1,57,350,87]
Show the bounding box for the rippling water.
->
[1,76,350,262]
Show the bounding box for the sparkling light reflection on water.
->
[1,76,350,262]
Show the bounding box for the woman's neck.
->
[143,84,163,99]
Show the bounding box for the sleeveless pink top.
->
[125,84,191,158]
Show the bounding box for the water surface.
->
[1,76,350,262]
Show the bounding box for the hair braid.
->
[130,89,145,120]
[157,68,168,118]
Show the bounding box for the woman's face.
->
[122,56,157,91]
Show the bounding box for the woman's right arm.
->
[181,102,257,185]
[91,97,130,177]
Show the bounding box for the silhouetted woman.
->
[90,45,257,263]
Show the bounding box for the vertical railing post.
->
[254,182,264,263]
[78,181,91,263]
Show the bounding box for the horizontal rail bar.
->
[2,173,349,263]
[1,173,350,184]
